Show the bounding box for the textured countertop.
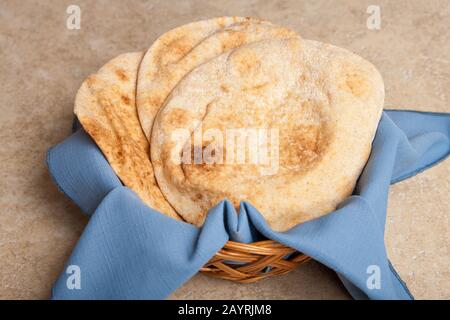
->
[0,0,448,299]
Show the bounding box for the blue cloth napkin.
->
[47,110,450,300]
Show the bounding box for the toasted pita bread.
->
[151,38,384,231]
[74,52,181,220]
[136,16,297,141]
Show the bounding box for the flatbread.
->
[136,16,298,141]
[151,38,384,231]
[74,52,181,220]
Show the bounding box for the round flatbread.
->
[74,52,181,220]
[151,38,384,231]
[136,16,297,141]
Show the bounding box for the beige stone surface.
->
[0,0,448,299]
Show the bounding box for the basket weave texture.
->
[200,240,310,283]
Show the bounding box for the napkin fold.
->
[47,110,449,300]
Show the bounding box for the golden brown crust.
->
[74,52,181,220]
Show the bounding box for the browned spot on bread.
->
[121,95,131,105]
[147,95,163,107]
[194,193,203,201]
[243,82,268,93]
[221,31,248,51]
[86,75,96,87]
[274,27,297,37]
[115,69,129,81]
[232,49,260,75]
[338,66,372,98]
[167,36,192,57]
[166,108,191,126]
[345,72,370,97]
[281,124,322,168]
[217,17,226,29]
[155,32,198,67]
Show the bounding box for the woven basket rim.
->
[200,239,310,283]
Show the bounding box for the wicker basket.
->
[200,240,310,283]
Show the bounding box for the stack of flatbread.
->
[74,17,384,232]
